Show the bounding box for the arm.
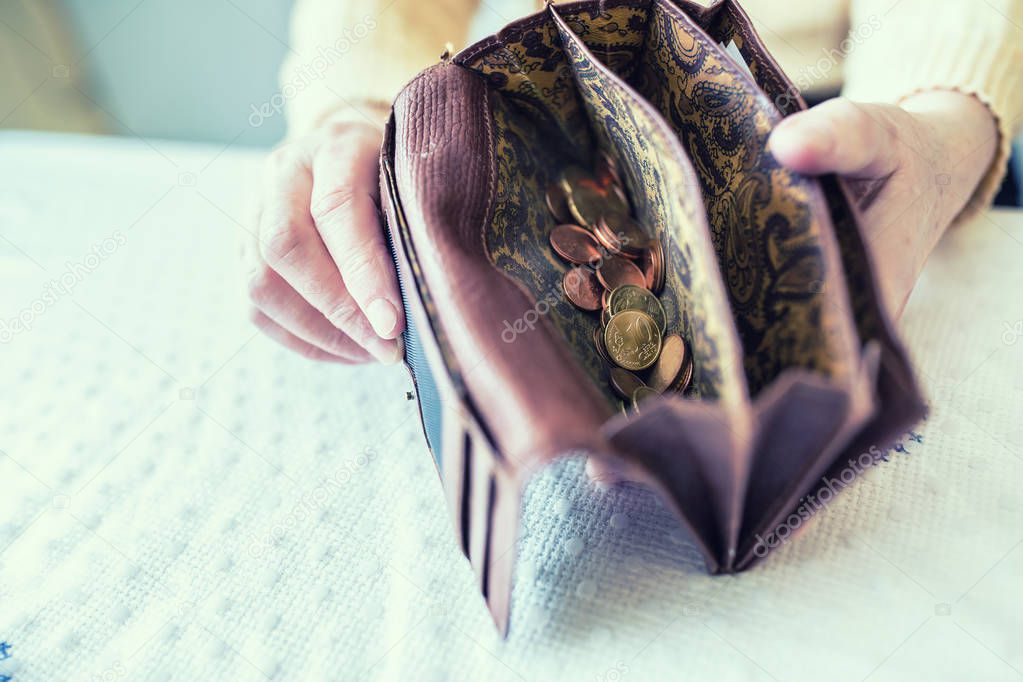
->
[770,0,1023,316]
[281,0,481,134]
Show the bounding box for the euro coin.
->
[607,284,666,333]
[640,240,665,294]
[545,182,574,224]
[562,267,603,311]
[604,309,661,371]
[595,211,651,258]
[631,386,660,411]
[609,367,646,400]
[647,334,687,392]
[596,255,646,291]
[550,224,600,265]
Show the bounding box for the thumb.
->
[768,98,902,179]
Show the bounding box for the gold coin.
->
[558,165,596,195]
[631,386,660,411]
[609,367,646,400]
[647,334,688,392]
[566,182,608,228]
[607,284,666,333]
[593,325,611,363]
[545,183,574,224]
[603,309,661,371]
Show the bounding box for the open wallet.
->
[377,0,927,635]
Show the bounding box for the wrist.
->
[898,90,998,237]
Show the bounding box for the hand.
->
[244,105,405,364]
[586,91,998,487]
[769,91,998,318]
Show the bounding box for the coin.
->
[545,183,574,224]
[671,355,694,393]
[593,325,611,363]
[595,151,622,188]
[559,165,598,195]
[608,367,646,400]
[565,182,607,227]
[601,288,611,311]
[604,309,661,371]
[549,224,600,265]
[607,284,666,332]
[601,306,610,327]
[631,386,660,411]
[595,211,651,258]
[640,240,665,294]
[596,256,646,291]
[647,334,688,392]
[562,267,603,311]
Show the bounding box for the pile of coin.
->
[546,153,693,411]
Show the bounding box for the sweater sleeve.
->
[841,0,1023,222]
[280,0,480,136]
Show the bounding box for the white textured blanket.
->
[1,132,1021,681]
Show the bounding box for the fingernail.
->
[367,336,401,365]
[366,299,399,337]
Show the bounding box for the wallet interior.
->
[458,0,867,405]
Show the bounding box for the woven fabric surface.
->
[1,132,1021,682]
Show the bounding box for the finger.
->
[258,145,399,363]
[310,127,405,339]
[768,99,901,178]
[249,308,356,364]
[247,262,373,363]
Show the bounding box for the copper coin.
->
[545,183,574,224]
[601,288,611,311]
[604,309,661,371]
[609,367,646,400]
[601,306,611,327]
[595,151,622,188]
[562,267,602,311]
[631,386,660,411]
[671,355,694,393]
[550,224,600,265]
[647,334,688,393]
[594,325,612,363]
[567,182,629,228]
[596,256,646,291]
[641,240,665,294]
[595,211,652,258]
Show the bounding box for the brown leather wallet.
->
[378,0,926,636]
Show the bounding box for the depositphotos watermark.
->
[773,15,882,113]
[246,447,377,558]
[0,231,127,344]
[499,230,636,344]
[248,15,378,128]
[751,444,889,558]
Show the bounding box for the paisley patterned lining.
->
[457,0,863,401]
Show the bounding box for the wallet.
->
[377,0,927,635]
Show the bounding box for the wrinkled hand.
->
[587,91,997,488]
[245,107,405,364]
[769,91,997,318]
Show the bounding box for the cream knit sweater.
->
[280,0,1022,215]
